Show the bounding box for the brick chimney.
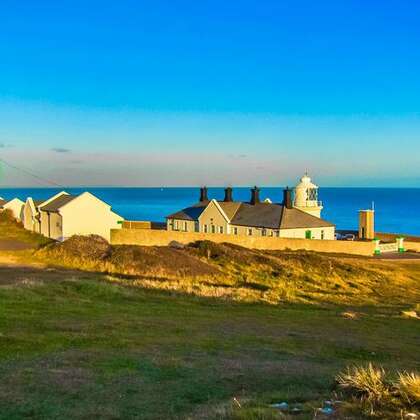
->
[199,186,208,202]
[250,186,260,205]
[224,187,233,202]
[283,187,293,209]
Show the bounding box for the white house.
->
[38,191,123,241]
[167,174,335,240]
[23,191,70,233]
[0,198,25,221]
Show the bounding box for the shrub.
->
[191,241,228,259]
[336,363,390,403]
[40,235,111,262]
[394,372,420,405]
[0,209,18,223]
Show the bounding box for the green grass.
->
[0,210,50,247]
[0,223,419,418]
[0,269,419,419]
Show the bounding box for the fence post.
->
[374,239,381,255]
[397,237,405,253]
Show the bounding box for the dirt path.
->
[375,251,420,260]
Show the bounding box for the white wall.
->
[279,226,335,240]
[59,192,123,241]
[23,199,38,231]
[3,198,25,221]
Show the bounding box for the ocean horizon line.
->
[1,185,419,190]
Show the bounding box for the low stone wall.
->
[405,242,420,253]
[121,221,152,229]
[376,232,420,243]
[110,228,376,256]
[121,221,166,230]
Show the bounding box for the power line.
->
[0,158,64,188]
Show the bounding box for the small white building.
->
[0,198,25,221]
[38,191,123,242]
[23,191,71,233]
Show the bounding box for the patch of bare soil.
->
[0,239,34,251]
[110,245,221,278]
[0,264,95,286]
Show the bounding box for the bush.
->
[336,363,390,403]
[40,235,111,261]
[0,209,17,224]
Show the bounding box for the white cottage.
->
[167,174,335,240]
[38,191,123,241]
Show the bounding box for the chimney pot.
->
[250,186,260,205]
[224,187,233,202]
[283,187,293,209]
[199,186,208,202]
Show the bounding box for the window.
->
[219,226,223,234]
[194,221,199,232]
[275,230,280,237]
[248,228,253,236]
[321,230,324,240]
[203,224,208,233]
[262,228,267,237]
[184,222,188,231]
[308,188,318,201]
[305,230,312,239]
[174,220,178,230]
[211,225,216,234]
[233,227,238,235]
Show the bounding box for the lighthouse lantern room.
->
[293,173,323,218]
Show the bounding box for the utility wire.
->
[0,158,64,188]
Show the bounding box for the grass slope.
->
[0,221,418,419]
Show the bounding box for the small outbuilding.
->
[38,191,123,241]
[0,198,25,221]
[23,191,70,233]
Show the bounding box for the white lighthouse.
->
[293,173,323,218]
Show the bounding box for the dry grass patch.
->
[33,236,420,307]
[336,364,420,417]
[395,372,420,405]
[336,363,390,404]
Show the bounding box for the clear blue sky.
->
[0,0,419,186]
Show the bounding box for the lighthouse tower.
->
[293,173,323,218]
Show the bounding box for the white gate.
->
[378,243,398,253]
[374,238,405,255]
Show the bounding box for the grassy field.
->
[0,219,419,419]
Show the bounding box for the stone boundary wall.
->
[376,232,420,243]
[405,242,420,253]
[110,228,376,256]
[121,221,152,229]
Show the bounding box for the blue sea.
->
[0,187,419,236]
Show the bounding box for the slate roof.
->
[166,201,209,221]
[218,201,242,220]
[0,199,7,208]
[33,199,45,207]
[40,195,77,212]
[231,202,283,229]
[279,206,334,229]
[167,200,334,230]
